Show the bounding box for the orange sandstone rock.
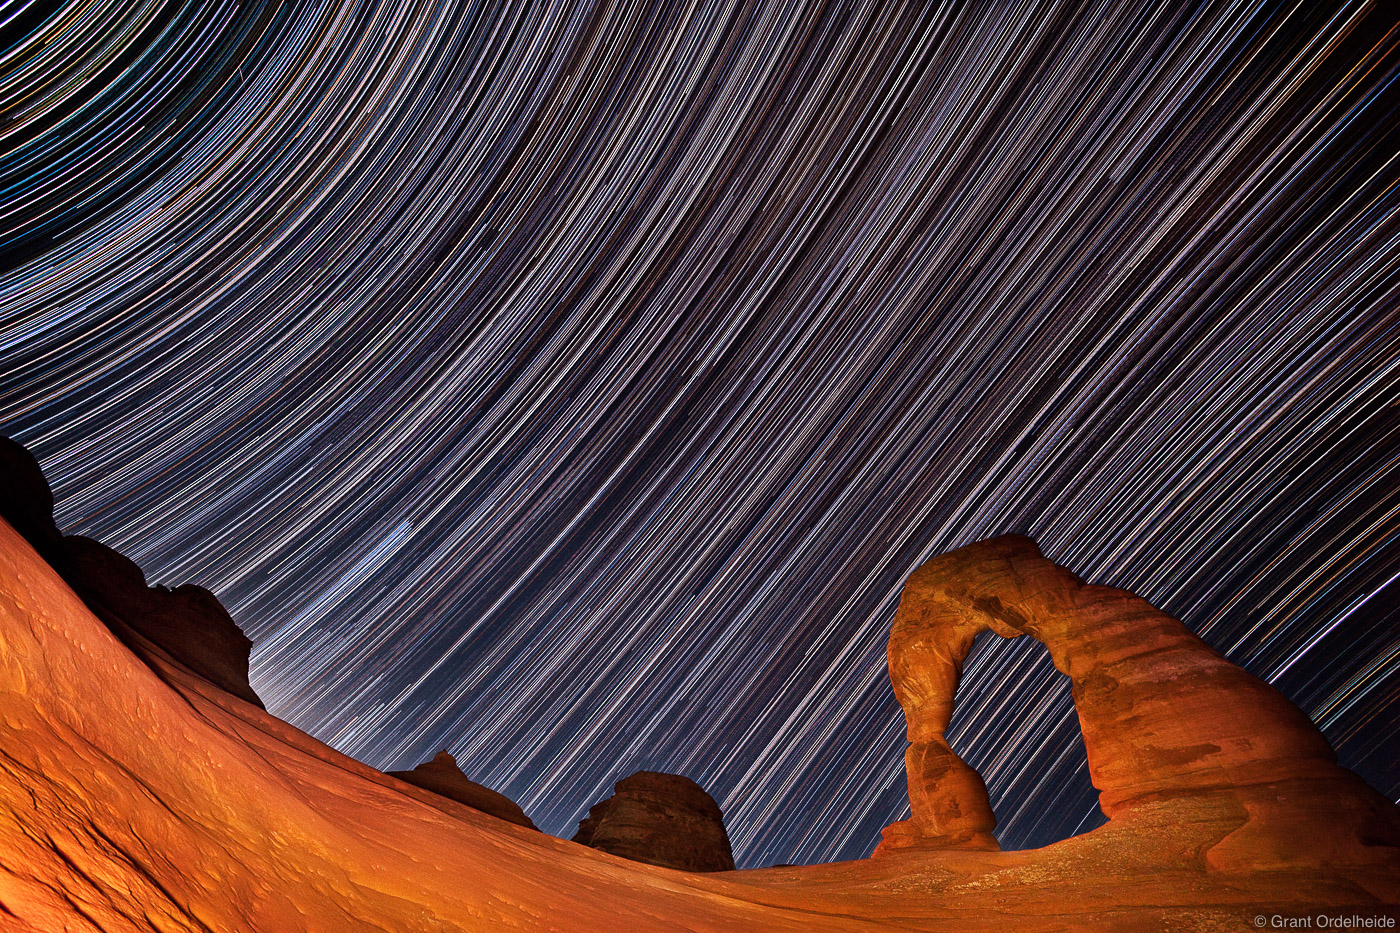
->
[877,534,1400,873]
[389,750,538,829]
[573,770,736,871]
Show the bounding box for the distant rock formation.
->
[0,436,263,708]
[876,534,1400,869]
[389,751,537,829]
[573,771,735,872]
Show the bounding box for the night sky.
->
[2,1,1397,869]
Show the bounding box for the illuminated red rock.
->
[389,750,537,829]
[0,508,1397,930]
[876,534,1400,873]
[573,770,736,872]
[0,436,262,708]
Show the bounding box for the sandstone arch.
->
[876,535,1400,869]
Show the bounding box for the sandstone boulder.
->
[573,771,735,872]
[389,751,537,829]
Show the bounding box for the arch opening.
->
[942,631,1105,850]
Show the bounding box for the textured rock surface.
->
[389,751,538,829]
[1,516,1397,930]
[573,770,736,872]
[0,437,262,708]
[877,534,1400,871]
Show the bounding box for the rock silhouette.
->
[389,751,538,829]
[0,437,263,708]
[0,437,64,566]
[876,534,1400,870]
[573,770,736,872]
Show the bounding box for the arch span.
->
[876,535,1397,869]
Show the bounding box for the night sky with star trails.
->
[2,0,1398,868]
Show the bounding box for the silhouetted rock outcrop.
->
[0,436,263,708]
[0,438,65,567]
[876,534,1400,870]
[389,751,537,829]
[573,771,735,872]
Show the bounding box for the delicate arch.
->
[876,535,1377,863]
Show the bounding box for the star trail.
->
[2,1,1398,868]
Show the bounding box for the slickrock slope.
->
[0,437,263,708]
[1,504,1396,930]
[389,751,538,829]
[876,534,1400,874]
[573,770,736,871]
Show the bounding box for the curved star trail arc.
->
[2,1,1398,867]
